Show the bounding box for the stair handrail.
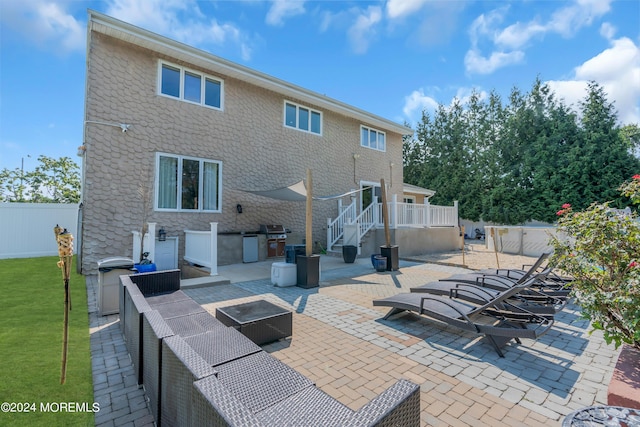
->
[326,199,356,251]
[355,199,379,242]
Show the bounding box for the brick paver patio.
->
[88,259,619,426]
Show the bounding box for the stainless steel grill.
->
[260,225,287,257]
[259,224,287,239]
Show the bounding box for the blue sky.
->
[1,0,639,172]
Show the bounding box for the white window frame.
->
[403,195,416,203]
[360,125,386,152]
[283,101,322,135]
[360,180,381,213]
[154,152,223,213]
[157,61,224,110]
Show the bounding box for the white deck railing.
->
[184,222,218,275]
[326,199,357,251]
[357,201,379,243]
[326,197,458,251]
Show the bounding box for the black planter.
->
[342,245,357,263]
[380,245,399,271]
[296,255,320,288]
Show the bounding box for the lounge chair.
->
[440,251,571,298]
[444,252,550,287]
[475,252,551,279]
[476,264,573,290]
[412,275,566,315]
[373,283,554,357]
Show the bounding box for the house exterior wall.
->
[403,191,427,204]
[81,30,405,273]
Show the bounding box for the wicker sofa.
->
[119,271,420,426]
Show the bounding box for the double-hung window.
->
[159,62,223,110]
[155,153,222,212]
[284,101,322,135]
[360,126,386,152]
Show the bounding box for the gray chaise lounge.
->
[373,282,554,357]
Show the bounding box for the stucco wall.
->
[81,32,405,273]
[360,227,462,258]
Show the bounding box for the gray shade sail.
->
[241,181,369,202]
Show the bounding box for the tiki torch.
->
[54,225,73,385]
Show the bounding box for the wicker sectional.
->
[119,271,420,426]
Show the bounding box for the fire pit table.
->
[215,300,292,345]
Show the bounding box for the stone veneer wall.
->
[81,32,405,274]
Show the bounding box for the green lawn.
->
[0,256,94,426]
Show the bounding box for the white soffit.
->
[88,10,412,136]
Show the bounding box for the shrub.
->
[550,175,640,350]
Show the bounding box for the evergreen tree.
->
[566,82,640,209]
[403,78,640,225]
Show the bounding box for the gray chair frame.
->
[374,282,554,357]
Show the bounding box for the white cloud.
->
[347,6,382,55]
[468,7,508,47]
[386,0,431,19]
[265,0,306,26]
[466,0,614,75]
[106,0,255,60]
[494,21,546,50]
[547,37,640,125]
[0,0,85,54]
[402,88,439,124]
[547,0,612,37]
[452,87,489,106]
[464,49,524,75]
[107,0,191,35]
[402,86,490,125]
[599,22,616,40]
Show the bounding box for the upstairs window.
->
[361,126,386,152]
[156,153,222,212]
[284,101,322,135]
[159,62,223,110]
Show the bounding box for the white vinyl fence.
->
[0,203,79,259]
[484,226,557,257]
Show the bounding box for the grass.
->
[0,256,94,426]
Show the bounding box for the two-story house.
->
[79,10,459,274]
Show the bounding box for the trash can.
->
[285,245,296,263]
[285,244,306,263]
[98,257,134,316]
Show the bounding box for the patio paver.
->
[87,259,619,426]
[87,276,154,427]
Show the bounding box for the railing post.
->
[426,200,431,228]
[391,194,398,229]
[147,222,156,265]
[349,197,356,222]
[372,196,379,226]
[132,231,141,263]
[209,222,218,276]
[453,201,459,227]
[326,218,332,251]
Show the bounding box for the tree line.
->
[0,156,80,203]
[403,79,640,224]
